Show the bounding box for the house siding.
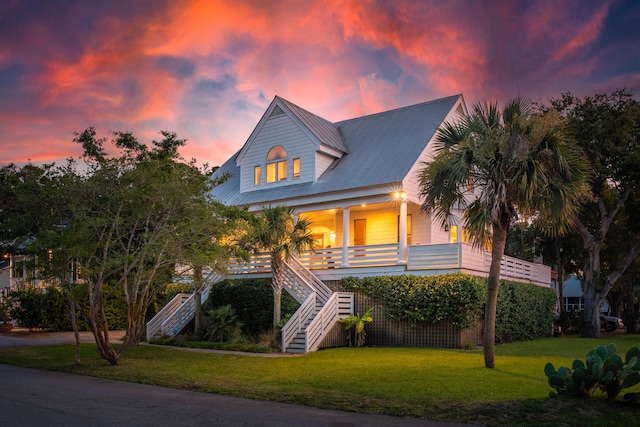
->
[315,152,336,180]
[239,115,316,193]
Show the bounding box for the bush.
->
[342,274,556,343]
[545,343,640,403]
[205,279,299,337]
[495,281,557,343]
[10,285,126,331]
[204,304,244,342]
[341,273,486,328]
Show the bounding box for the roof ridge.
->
[336,94,462,125]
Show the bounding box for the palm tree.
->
[419,98,588,368]
[246,205,314,328]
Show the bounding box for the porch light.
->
[393,190,407,202]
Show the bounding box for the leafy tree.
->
[419,97,588,368]
[547,90,640,337]
[61,128,242,364]
[243,205,314,328]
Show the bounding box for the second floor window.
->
[266,146,287,183]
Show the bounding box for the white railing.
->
[280,258,354,353]
[146,293,190,340]
[297,247,342,270]
[286,257,332,303]
[408,243,551,287]
[281,293,317,352]
[305,292,354,352]
[228,254,270,274]
[145,271,225,340]
[346,243,399,267]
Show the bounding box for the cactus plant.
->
[544,343,640,403]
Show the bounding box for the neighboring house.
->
[553,274,610,313]
[0,254,42,295]
[147,94,552,351]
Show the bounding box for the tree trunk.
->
[484,220,508,369]
[193,266,205,339]
[555,239,564,314]
[271,255,284,328]
[66,291,82,365]
[582,242,603,337]
[88,281,119,365]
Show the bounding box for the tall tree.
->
[419,98,588,368]
[244,205,314,328]
[66,128,241,364]
[547,90,640,337]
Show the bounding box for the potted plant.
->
[0,297,13,333]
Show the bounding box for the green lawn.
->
[1,334,639,426]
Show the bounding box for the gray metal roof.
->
[211,94,462,207]
[278,96,349,153]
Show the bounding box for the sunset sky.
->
[1,0,639,167]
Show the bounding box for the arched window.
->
[266,146,287,182]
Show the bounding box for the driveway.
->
[0,330,481,427]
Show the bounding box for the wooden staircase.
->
[280,257,353,354]
[145,270,225,341]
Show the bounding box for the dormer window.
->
[266,146,287,183]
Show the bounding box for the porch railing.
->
[227,243,551,287]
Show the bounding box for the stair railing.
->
[305,292,354,352]
[281,292,316,352]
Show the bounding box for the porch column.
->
[398,197,408,264]
[342,207,350,267]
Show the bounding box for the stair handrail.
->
[145,292,190,340]
[281,292,316,352]
[305,292,354,352]
[146,270,225,341]
[285,257,332,303]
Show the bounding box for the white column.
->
[398,199,408,264]
[342,207,350,267]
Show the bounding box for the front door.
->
[354,219,366,246]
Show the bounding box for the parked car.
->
[601,315,624,332]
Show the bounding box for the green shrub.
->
[205,304,244,342]
[545,343,640,403]
[206,279,299,337]
[10,285,126,331]
[342,274,556,343]
[495,281,556,343]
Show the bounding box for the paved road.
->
[0,331,481,427]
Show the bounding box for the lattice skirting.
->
[319,281,483,350]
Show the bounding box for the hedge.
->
[205,278,300,337]
[342,273,556,343]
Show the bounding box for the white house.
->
[147,94,552,351]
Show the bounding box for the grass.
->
[1,334,639,426]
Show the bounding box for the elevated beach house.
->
[147,94,551,352]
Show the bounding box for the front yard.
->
[0,334,639,426]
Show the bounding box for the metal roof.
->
[211,94,462,207]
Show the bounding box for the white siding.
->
[239,115,316,193]
[408,203,430,245]
[315,152,336,179]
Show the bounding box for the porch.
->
[228,242,552,288]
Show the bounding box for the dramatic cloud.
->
[0,0,638,166]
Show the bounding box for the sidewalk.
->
[0,328,126,349]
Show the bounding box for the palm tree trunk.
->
[271,255,284,328]
[484,220,508,369]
